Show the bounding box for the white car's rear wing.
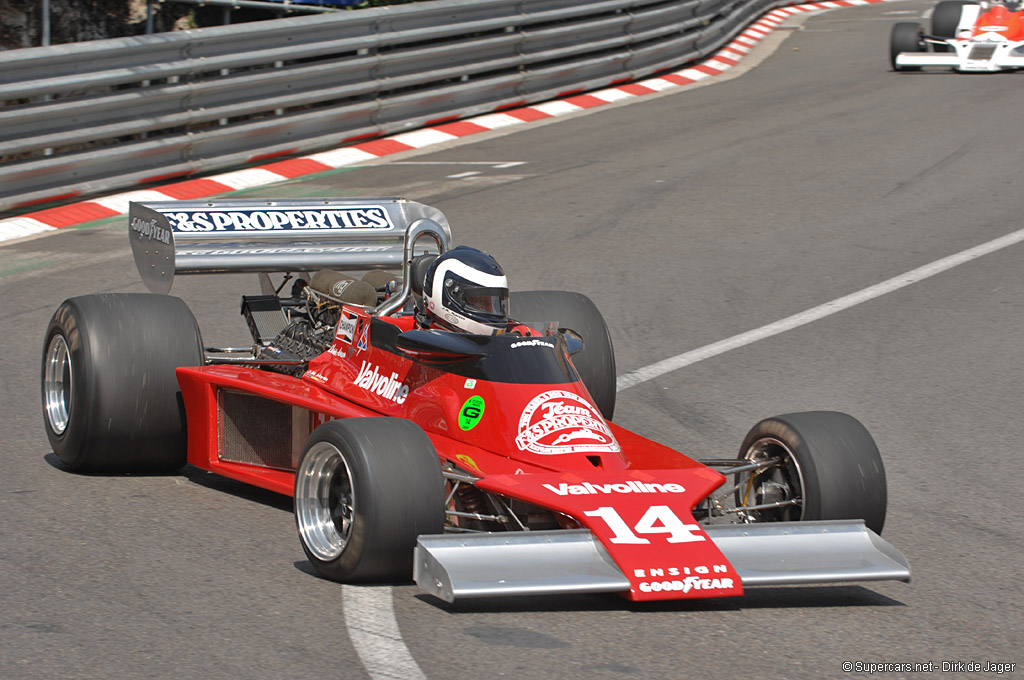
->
[129,198,451,294]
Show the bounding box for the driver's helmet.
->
[422,246,509,335]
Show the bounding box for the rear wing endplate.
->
[129,198,451,294]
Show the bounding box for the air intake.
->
[218,391,294,470]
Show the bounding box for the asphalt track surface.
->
[3,1,1023,678]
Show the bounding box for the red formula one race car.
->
[891,0,1024,71]
[41,198,910,602]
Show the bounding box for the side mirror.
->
[559,328,584,356]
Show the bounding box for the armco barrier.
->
[0,0,792,212]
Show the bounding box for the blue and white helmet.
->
[423,246,509,335]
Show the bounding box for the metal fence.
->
[0,0,788,212]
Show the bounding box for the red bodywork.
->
[971,5,1024,39]
[177,306,743,601]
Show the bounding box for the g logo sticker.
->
[459,396,485,431]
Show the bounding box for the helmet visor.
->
[461,286,509,318]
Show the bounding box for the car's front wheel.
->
[890,22,926,71]
[294,418,445,582]
[735,411,887,533]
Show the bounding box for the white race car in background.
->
[890,0,1024,71]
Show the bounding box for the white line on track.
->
[343,585,428,680]
[616,226,1024,391]
[386,161,525,166]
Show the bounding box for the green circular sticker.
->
[459,395,485,431]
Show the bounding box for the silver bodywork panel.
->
[129,198,451,293]
[415,530,631,601]
[414,521,911,602]
[701,520,911,586]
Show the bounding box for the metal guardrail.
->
[0,0,790,212]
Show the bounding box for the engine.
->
[245,269,399,376]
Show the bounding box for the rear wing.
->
[129,198,451,294]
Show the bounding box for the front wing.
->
[414,469,911,602]
[897,38,1024,71]
[415,521,911,602]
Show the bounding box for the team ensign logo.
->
[515,390,619,455]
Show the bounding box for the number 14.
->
[584,505,707,544]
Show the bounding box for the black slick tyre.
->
[41,293,203,472]
[509,290,617,420]
[737,411,887,533]
[294,418,445,583]
[890,22,925,70]
[932,1,975,50]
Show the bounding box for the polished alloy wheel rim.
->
[295,442,355,561]
[43,334,72,435]
[740,436,806,522]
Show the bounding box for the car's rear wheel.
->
[294,418,445,583]
[509,290,617,420]
[735,411,887,533]
[41,293,203,472]
[890,22,926,70]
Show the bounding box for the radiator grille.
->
[241,295,288,345]
[218,391,294,470]
[968,44,997,60]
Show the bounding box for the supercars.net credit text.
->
[841,661,1016,674]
